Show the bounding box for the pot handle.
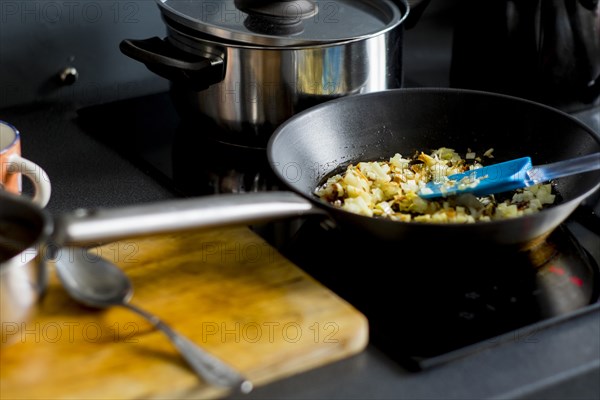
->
[119,37,225,91]
[52,192,327,246]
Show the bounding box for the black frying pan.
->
[266,88,600,246]
[3,89,599,255]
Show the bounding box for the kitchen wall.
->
[0,0,169,109]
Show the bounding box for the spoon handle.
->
[122,302,253,394]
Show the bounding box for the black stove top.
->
[284,218,599,370]
[76,91,600,371]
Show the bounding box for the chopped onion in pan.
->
[314,148,556,223]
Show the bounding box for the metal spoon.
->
[54,247,253,394]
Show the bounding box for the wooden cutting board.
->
[0,226,368,399]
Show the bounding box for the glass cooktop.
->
[284,218,599,370]
[76,91,600,371]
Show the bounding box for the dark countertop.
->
[2,5,600,400]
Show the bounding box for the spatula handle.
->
[528,152,600,184]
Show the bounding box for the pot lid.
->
[156,0,408,47]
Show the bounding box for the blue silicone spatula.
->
[419,152,600,199]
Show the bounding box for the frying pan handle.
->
[52,192,325,246]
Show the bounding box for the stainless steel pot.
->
[450,0,600,113]
[0,192,52,346]
[120,0,409,147]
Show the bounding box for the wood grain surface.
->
[0,226,368,399]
